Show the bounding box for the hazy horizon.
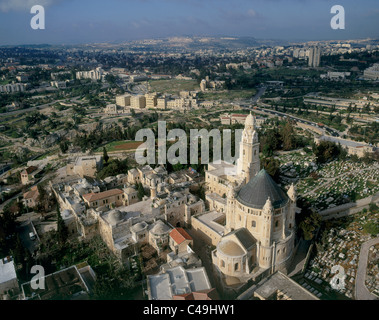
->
[0,0,378,46]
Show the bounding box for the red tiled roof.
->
[169,227,192,245]
[232,114,247,117]
[23,186,39,200]
[82,189,123,202]
[173,289,218,300]
[22,166,38,175]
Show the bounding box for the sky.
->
[0,0,378,45]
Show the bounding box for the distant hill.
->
[121,36,290,51]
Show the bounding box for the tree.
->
[59,141,69,154]
[296,198,321,240]
[280,121,295,151]
[57,206,68,246]
[103,147,109,164]
[313,141,342,164]
[261,157,280,183]
[369,202,378,212]
[136,182,145,201]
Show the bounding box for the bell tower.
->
[237,112,260,183]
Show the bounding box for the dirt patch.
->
[114,141,143,150]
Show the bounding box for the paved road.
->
[355,237,379,300]
[251,86,266,104]
[255,103,344,137]
[17,222,40,254]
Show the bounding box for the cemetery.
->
[300,208,379,299]
[365,244,379,296]
[277,150,379,211]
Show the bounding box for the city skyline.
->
[0,0,378,45]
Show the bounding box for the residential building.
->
[116,94,131,107]
[130,95,146,109]
[169,227,193,254]
[23,186,40,208]
[66,156,103,179]
[0,83,27,94]
[314,135,375,157]
[308,47,321,67]
[145,93,157,108]
[238,271,319,300]
[147,266,214,300]
[20,166,38,185]
[21,264,96,300]
[157,97,167,109]
[363,63,379,80]
[0,256,19,298]
[220,113,265,127]
[82,188,124,209]
[76,67,103,81]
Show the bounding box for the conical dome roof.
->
[245,112,255,128]
[236,169,288,209]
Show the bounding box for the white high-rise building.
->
[308,47,321,67]
[76,67,103,81]
[364,64,379,80]
[0,83,27,93]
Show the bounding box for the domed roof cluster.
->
[108,209,123,225]
[132,221,147,233]
[237,169,288,209]
[150,220,171,235]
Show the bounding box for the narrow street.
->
[355,237,379,300]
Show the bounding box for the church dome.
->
[218,240,245,257]
[237,169,288,209]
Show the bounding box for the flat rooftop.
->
[0,257,17,284]
[196,211,225,235]
[254,272,319,300]
[21,266,90,300]
[148,266,212,300]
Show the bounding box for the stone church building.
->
[195,112,299,284]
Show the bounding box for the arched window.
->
[251,220,256,228]
[275,221,279,228]
[221,260,225,268]
[234,263,239,271]
[289,223,292,229]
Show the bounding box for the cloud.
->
[219,8,263,22]
[0,0,58,12]
[247,9,257,17]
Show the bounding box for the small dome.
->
[108,210,122,225]
[151,220,170,235]
[132,222,147,232]
[218,240,245,257]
